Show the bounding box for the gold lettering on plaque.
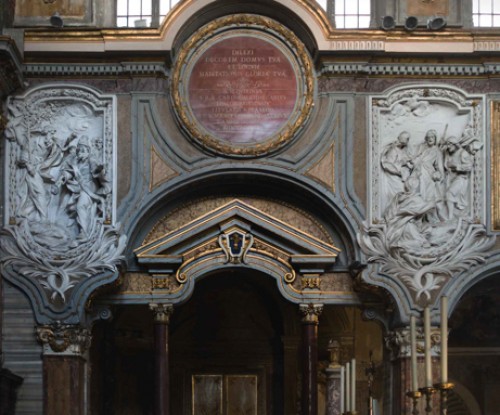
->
[171,14,314,157]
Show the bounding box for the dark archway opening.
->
[89,270,295,415]
[170,270,292,414]
[447,274,500,415]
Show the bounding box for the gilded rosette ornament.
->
[359,85,495,307]
[0,84,126,324]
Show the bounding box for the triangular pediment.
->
[135,200,340,274]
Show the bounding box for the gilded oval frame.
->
[171,14,315,158]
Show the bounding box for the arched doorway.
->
[88,275,388,414]
[88,270,297,415]
[169,270,293,414]
[103,190,366,415]
[448,275,500,415]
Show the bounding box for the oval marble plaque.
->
[172,15,314,157]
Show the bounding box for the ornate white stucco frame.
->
[1,84,126,324]
[359,84,495,310]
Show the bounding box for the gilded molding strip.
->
[137,200,339,254]
[145,196,335,246]
[295,0,333,35]
[492,101,500,231]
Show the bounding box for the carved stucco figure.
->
[359,85,495,307]
[380,130,412,202]
[0,85,125,323]
[443,134,479,221]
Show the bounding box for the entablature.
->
[133,199,349,305]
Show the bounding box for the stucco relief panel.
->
[1,85,125,319]
[359,85,495,306]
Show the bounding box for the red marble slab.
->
[188,35,298,144]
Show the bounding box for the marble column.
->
[150,303,174,415]
[299,303,323,415]
[283,335,300,415]
[36,324,91,415]
[325,367,342,415]
[384,325,441,415]
[325,340,342,415]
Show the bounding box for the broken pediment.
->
[135,200,340,291]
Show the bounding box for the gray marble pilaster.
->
[325,366,342,415]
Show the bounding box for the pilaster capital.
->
[36,323,91,356]
[299,303,323,324]
[384,325,441,360]
[149,303,174,324]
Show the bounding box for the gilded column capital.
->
[149,303,174,324]
[36,323,91,356]
[299,303,323,324]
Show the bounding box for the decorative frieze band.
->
[329,40,385,51]
[474,40,500,52]
[326,39,500,54]
[321,63,500,77]
[22,61,500,80]
[24,62,500,80]
[23,62,168,78]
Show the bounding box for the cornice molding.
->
[320,62,500,77]
[23,62,169,78]
[23,26,500,55]
[22,61,500,79]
